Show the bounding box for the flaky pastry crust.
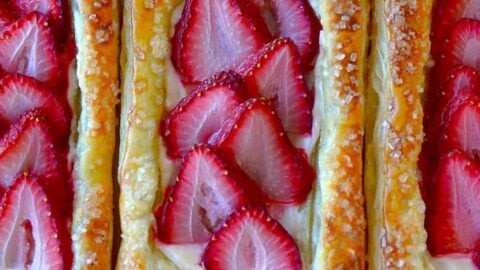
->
[365,0,433,269]
[310,1,369,269]
[70,0,119,268]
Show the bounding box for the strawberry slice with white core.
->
[269,0,320,66]
[441,18,480,74]
[155,144,251,243]
[0,12,60,82]
[12,0,62,19]
[440,98,480,158]
[237,38,312,134]
[172,0,270,83]
[161,71,245,159]
[0,175,63,270]
[0,110,62,189]
[209,98,315,204]
[203,207,301,270]
[432,0,480,55]
[0,2,20,28]
[0,74,70,137]
[12,0,65,41]
[0,110,70,218]
[427,151,480,256]
[443,66,480,98]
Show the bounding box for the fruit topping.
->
[0,175,65,270]
[0,110,70,216]
[237,38,312,134]
[161,71,245,159]
[268,0,320,67]
[203,207,301,270]
[441,18,480,75]
[172,0,270,83]
[442,66,480,100]
[12,0,62,21]
[209,98,315,204]
[0,74,70,138]
[432,0,480,56]
[427,151,480,256]
[439,97,480,159]
[0,2,19,28]
[0,12,60,83]
[155,144,251,243]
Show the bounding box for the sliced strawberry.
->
[12,0,65,41]
[0,12,60,83]
[442,66,480,99]
[161,71,246,159]
[203,207,301,270]
[172,0,270,83]
[0,110,71,217]
[439,98,480,158]
[0,2,20,28]
[269,0,320,67]
[155,144,252,243]
[432,0,480,56]
[12,0,62,19]
[0,74,70,138]
[0,175,68,270]
[427,151,480,256]
[440,18,480,76]
[209,98,315,204]
[237,38,312,134]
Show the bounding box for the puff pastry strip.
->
[117,0,181,268]
[310,0,369,269]
[365,0,433,269]
[70,0,119,268]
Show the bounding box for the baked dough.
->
[311,1,369,269]
[117,0,368,269]
[70,0,119,268]
[365,0,433,269]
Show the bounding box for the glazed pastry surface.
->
[71,0,119,268]
[312,0,369,269]
[365,0,433,269]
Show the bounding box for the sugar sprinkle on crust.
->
[312,0,368,269]
[117,0,182,269]
[366,0,433,269]
[71,0,119,268]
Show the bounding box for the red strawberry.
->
[269,0,321,67]
[427,151,480,256]
[161,71,246,159]
[237,38,312,134]
[155,144,252,243]
[12,0,62,19]
[0,175,67,270]
[209,98,315,204]
[439,97,480,158]
[203,207,301,270]
[0,110,71,218]
[419,67,480,201]
[442,66,480,98]
[0,12,60,83]
[0,74,70,138]
[172,0,271,83]
[440,18,480,76]
[12,0,65,41]
[0,2,19,28]
[432,0,480,56]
